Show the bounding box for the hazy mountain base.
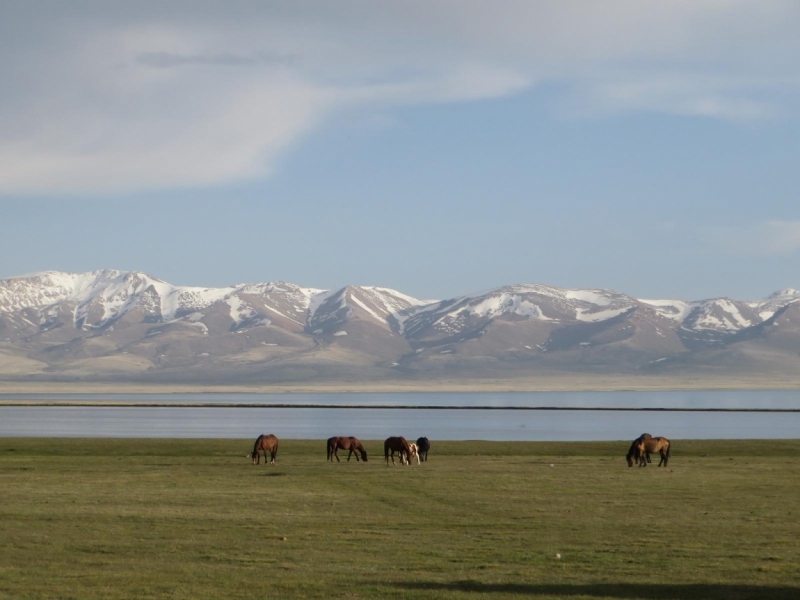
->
[2,345,800,393]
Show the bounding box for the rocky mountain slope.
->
[2,270,799,383]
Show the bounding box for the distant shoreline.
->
[1,401,798,412]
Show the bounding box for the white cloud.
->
[0,1,798,194]
[577,75,780,120]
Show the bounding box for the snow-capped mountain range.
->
[2,270,800,382]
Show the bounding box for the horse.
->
[250,434,279,465]
[401,443,420,465]
[633,436,671,467]
[384,436,412,466]
[416,437,430,462]
[327,436,368,462]
[626,433,652,467]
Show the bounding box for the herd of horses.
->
[251,432,669,468]
[250,434,431,465]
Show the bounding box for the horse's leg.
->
[646,452,652,464]
[334,447,340,462]
[347,448,354,462]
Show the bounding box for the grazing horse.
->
[401,443,420,465]
[626,433,652,467]
[416,437,430,462]
[634,436,671,467]
[327,436,368,462]
[384,436,412,466]
[250,434,279,465]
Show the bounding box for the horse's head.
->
[360,449,368,462]
[248,452,258,465]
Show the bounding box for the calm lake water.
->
[1,391,798,440]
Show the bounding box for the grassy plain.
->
[1,438,798,599]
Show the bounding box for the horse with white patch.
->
[401,443,420,465]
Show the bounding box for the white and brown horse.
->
[400,443,420,465]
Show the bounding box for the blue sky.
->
[2,1,799,301]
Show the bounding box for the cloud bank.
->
[1,0,798,194]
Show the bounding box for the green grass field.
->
[1,438,798,599]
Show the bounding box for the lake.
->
[1,391,798,440]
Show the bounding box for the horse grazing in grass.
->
[327,436,368,462]
[634,435,671,467]
[401,443,420,465]
[626,433,652,467]
[384,436,412,466]
[250,434,279,465]
[416,437,430,462]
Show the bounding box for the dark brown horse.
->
[626,433,652,467]
[416,437,430,462]
[384,436,412,466]
[327,436,368,462]
[634,435,671,467]
[250,434,279,465]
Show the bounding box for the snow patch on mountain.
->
[639,299,696,322]
[4,271,800,349]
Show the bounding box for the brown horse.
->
[250,434,279,465]
[384,436,412,466]
[626,433,652,467]
[327,436,368,462]
[634,435,671,467]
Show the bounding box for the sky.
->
[1,1,800,301]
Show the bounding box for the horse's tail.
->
[273,438,278,459]
[326,438,332,460]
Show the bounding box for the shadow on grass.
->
[396,581,799,599]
